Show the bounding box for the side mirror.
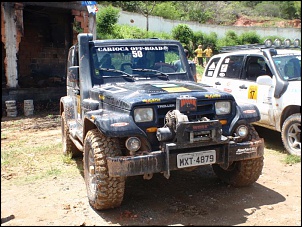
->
[256,75,273,86]
[67,66,79,85]
[188,62,197,80]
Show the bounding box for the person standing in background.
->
[194,45,204,67]
[204,45,213,66]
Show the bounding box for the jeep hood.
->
[90,81,234,110]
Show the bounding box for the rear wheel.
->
[281,113,301,156]
[212,125,264,187]
[83,129,125,210]
[61,111,81,157]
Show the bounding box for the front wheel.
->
[212,124,264,187]
[83,129,125,210]
[281,113,301,156]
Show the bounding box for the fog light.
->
[125,137,141,152]
[236,125,248,138]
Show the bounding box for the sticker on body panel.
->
[248,85,258,99]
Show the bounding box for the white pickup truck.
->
[201,39,301,156]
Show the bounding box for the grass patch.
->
[1,117,82,185]
[283,155,301,165]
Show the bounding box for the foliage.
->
[283,154,301,164]
[96,5,120,38]
[202,32,219,54]
[293,1,301,18]
[111,24,147,39]
[95,4,298,52]
[152,2,182,20]
[171,24,194,47]
[191,31,204,52]
[238,31,261,44]
[254,2,281,17]
[134,1,156,31]
[102,1,301,24]
[216,30,240,49]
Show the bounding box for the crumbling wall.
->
[1,2,22,88]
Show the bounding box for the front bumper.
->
[107,138,264,178]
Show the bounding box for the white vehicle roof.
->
[214,48,300,58]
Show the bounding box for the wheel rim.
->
[88,148,97,197]
[287,121,301,154]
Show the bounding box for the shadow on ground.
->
[93,166,285,226]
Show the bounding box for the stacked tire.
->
[5,100,17,117]
[24,100,34,116]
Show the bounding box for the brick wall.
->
[17,7,73,88]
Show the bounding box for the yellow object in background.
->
[248,85,258,99]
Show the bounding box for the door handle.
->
[215,81,221,85]
[239,85,247,89]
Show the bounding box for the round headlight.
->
[293,39,300,48]
[236,125,248,138]
[264,39,272,48]
[125,137,141,153]
[284,39,291,47]
[274,39,282,47]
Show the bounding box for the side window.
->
[245,56,271,81]
[66,46,79,88]
[205,57,221,77]
[218,55,244,79]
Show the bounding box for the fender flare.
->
[229,103,261,134]
[86,110,147,138]
[60,96,75,120]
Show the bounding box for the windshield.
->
[273,54,301,81]
[90,44,188,85]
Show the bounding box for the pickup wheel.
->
[61,111,81,157]
[212,125,264,187]
[83,129,125,210]
[281,113,301,156]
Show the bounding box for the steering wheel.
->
[121,63,133,71]
[153,62,176,73]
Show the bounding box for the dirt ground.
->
[1,113,301,226]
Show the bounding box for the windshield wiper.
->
[99,68,135,81]
[133,68,169,80]
[287,77,301,81]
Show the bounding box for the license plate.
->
[177,150,216,168]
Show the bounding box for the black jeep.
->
[60,33,264,210]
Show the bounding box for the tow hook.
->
[143,173,153,180]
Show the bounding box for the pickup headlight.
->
[215,101,231,115]
[134,107,154,122]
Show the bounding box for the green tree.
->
[216,30,240,48]
[96,5,120,38]
[135,1,157,31]
[280,1,298,19]
[152,2,182,20]
[171,24,194,47]
[238,31,261,44]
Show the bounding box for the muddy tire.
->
[212,125,264,187]
[83,129,125,210]
[281,113,301,156]
[61,111,81,157]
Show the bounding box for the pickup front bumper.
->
[107,138,264,179]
